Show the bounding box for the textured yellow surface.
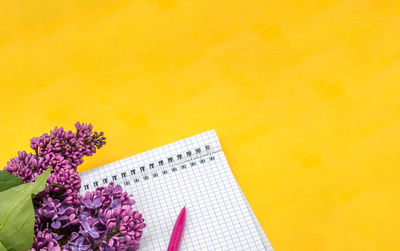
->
[1,0,400,250]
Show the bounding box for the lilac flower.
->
[80,217,100,239]
[66,236,91,251]
[66,182,146,250]
[37,197,60,219]
[4,123,146,250]
[110,199,121,209]
[99,241,115,251]
[30,228,61,251]
[6,122,106,191]
[93,183,146,250]
[50,215,66,229]
[100,237,120,250]
[63,190,83,207]
[83,197,102,209]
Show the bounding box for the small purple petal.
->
[51,221,61,229]
[110,199,121,209]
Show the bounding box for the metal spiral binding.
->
[81,144,219,193]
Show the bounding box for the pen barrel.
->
[167,224,184,251]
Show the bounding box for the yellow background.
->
[1,0,399,250]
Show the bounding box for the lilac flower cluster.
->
[5,123,105,196]
[4,123,145,250]
[34,183,145,250]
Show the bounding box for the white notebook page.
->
[79,130,273,250]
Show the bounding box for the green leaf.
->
[0,171,23,192]
[0,242,6,251]
[0,168,52,251]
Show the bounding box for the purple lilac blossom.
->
[59,182,145,250]
[29,228,61,251]
[5,123,145,250]
[5,122,105,197]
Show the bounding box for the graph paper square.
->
[79,130,273,250]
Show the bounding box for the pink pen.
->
[167,207,186,251]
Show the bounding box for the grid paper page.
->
[79,130,272,250]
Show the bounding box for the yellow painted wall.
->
[1,0,399,250]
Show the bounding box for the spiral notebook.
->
[79,130,273,250]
